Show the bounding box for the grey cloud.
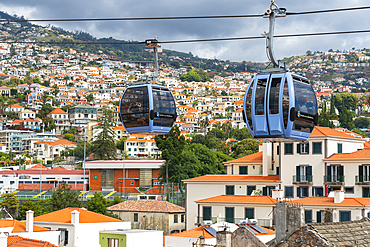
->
[0,0,369,61]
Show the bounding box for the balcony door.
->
[359,165,370,182]
[327,165,343,182]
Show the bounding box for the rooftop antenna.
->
[145,37,160,83]
[262,0,287,69]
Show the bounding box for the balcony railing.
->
[293,175,313,184]
[324,175,345,184]
[355,175,370,184]
[196,217,272,227]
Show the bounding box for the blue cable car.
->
[119,83,177,135]
[242,1,318,141]
[243,69,318,141]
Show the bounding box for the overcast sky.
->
[1,0,369,62]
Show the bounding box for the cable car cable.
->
[3,29,370,45]
[0,6,369,23]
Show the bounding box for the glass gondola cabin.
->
[243,70,318,141]
[119,84,177,135]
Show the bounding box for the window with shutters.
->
[339,211,351,222]
[338,143,343,153]
[225,207,235,223]
[358,165,370,182]
[305,210,312,223]
[239,166,248,175]
[295,165,312,183]
[297,143,309,154]
[285,186,294,198]
[326,165,344,183]
[245,208,254,219]
[247,185,256,195]
[203,206,212,221]
[313,142,322,154]
[284,143,293,154]
[226,185,235,195]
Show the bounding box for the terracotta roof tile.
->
[310,126,362,139]
[195,195,277,204]
[289,197,370,207]
[34,207,121,223]
[0,219,50,233]
[224,152,262,164]
[51,166,68,171]
[108,201,185,213]
[183,175,280,183]
[8,235,57,246]
[167,226,215,239]
[48,108,68,115]
[324,148,370,161]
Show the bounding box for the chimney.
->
[71,210,80,225]
[334,190,345,203]
[0,233,7,247]
[26,210,34,233]
[272,189,283,200]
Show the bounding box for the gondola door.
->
[266,74,285,136]
[252,75,269,136]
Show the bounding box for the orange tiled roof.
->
[183,175,280,183]
[365,141,370,148]
[108,200,185,213]
[167,226,215,239]
[51,166,68,171]
[195,195,277,204]
[310,126,362,139]
[28,164,49,170]
[224,152,262,164]
[48,108,68,115]
[0,219,50,233]
[324,148,370,161]
[290,197,370,207]
[34,207,121,224]
[8,235,57,246]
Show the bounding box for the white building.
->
[34,207,131,247]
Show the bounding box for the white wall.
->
[165,236,216,247]
[35,221,131,247]
[126,230,163,247]
[15,230,60,246]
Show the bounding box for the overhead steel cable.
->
[0,14,263,23]
[2,29,370,45]
[0,6,369,23]
[286,6,370,16]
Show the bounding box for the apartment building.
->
[47,108,70,134]
[125,135,160,158]
[184,126,368,230]
[69,104,97,127]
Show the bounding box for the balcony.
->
[293,175,313,184]
[324,175,345,185]
[196,216,272,227]
[355,176,370,185]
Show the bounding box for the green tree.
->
[64,133,76,142]
[17,199,36,220]
[338,109,355,130]
[91,107,116,160]
[318,111,334,128]
[332,93,358,112]
[86,94,94,102]
[38,104,55,118]
[354,117,370,129]
[50,183,82,211]
[42,117,56,132]
[87,192,107,215]
[231,139,262,158]
[72,140,93,160]
[0,193,19,218]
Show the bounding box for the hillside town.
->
[0,18,370,247]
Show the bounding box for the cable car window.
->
[269,77,281,114]
[283,78,289,128]
[120,87,149,128]
[293,80,317,133]
[153,89,176,127]
[255,78,267,115]
[246,82,253,130]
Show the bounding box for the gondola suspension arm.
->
[262,0,287,69]
[145,38,160,83]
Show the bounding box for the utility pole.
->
[83,136,86,201]
[166,160,169,201]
